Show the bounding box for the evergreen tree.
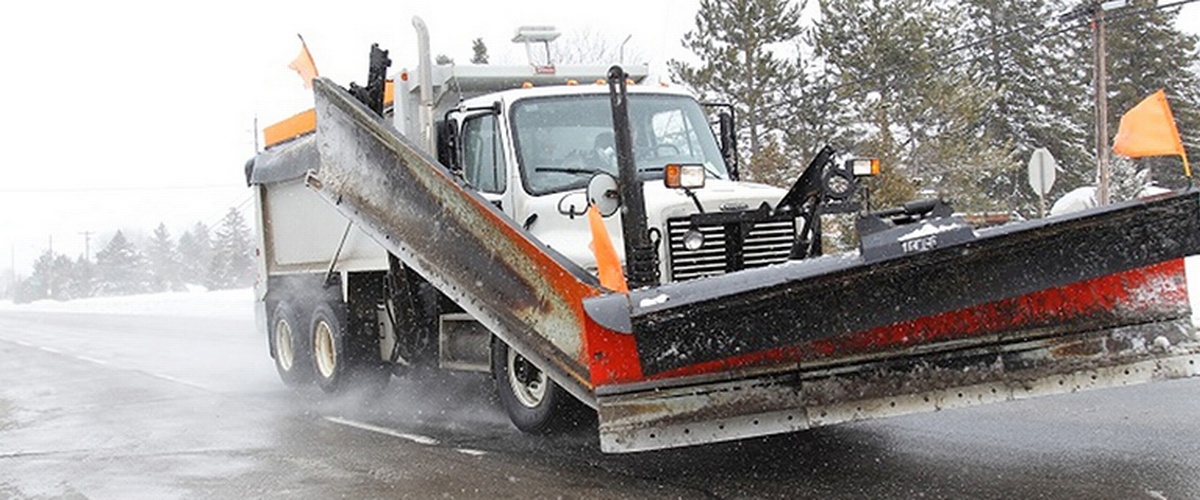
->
[435,54,454,65]
[69,255,95,299]
[207,208,254,290]
[48,254,76,300]
[1098,0,1200,192]
[146,223,184,292]
[95,231,150,296]
[670,0,803,181]
[177,222,213,287]
[14,250,89,302]
[471,38,489,64]
[0,268,12,301]
[956,0,1092,215]
[773,54,852,187]
[12,278,40,304]
[811,0,1009,210]
[19,250,55,302]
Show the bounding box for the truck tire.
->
[491,337,581,433]
[271,302,313,386]
[310,302,390,395]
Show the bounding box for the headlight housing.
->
[665,164,706,189]
[682,228,705,250]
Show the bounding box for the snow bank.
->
[0,288,254,321]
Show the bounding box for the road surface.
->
[0,304,1197,499]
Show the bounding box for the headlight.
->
[823,169,856,201]
[665,164,706,189]
[683,229,705,250]
[827,175,851,196]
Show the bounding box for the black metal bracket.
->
[702,102,740,181]
[349,44,392,117]
[608,65,660,288]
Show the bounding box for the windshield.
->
[511,93,729,195]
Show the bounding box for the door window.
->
[462,114,507,194]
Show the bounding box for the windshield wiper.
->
[535,167,598,176]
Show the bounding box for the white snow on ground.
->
[2,257,1200,326]
[0,288,254,321]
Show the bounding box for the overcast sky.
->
[1,0,1197,276]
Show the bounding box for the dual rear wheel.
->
[270,302,312,386]
[270,300,389,394]
[271,299,581,432]
[310,303,390,394]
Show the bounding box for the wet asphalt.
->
[0,309,1197,499]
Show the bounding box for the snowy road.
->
[0,291,1198,499]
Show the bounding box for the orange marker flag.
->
[587,205,628,293]
[288,34,319,89]
[1113,89,1190,177]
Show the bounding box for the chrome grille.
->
[666,218,797,281]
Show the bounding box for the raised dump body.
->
[304,76,1200,452]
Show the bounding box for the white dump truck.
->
[246,18,1200,453]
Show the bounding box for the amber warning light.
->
[665,164,706,189]
[848,158,880,177]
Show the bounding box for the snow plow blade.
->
[589,191,1200,452]
[305,76,1200,454]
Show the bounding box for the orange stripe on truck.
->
[263,108,317,148]
[264,80,395,149]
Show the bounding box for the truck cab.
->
[403,76,792,284]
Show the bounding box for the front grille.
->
[666,217,797,281]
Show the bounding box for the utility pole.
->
[79,231,92,261]
[1062,1,1128,206]
[1093,3,1111,206]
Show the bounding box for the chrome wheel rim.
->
[274,318,295,371]
[314,320,337,379]
[507,348,547,408]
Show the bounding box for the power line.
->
[0,184,246,194]
[772,0,1200,108]
[202,193,255,231]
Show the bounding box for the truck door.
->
[459,113,511,215]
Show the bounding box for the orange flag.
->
[586,205,628,293]
[288,35,319,89]
[1113,89,1190,177]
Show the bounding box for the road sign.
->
[1028,148,1058,196]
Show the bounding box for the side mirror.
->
[718,111,738,181]
[587,173,621,217]
[436,119,460,172]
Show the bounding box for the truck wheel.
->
[271,302,313,386]
[311,303,390,395]
[491,337,580,433]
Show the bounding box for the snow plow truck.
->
[246,18,1200,453]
